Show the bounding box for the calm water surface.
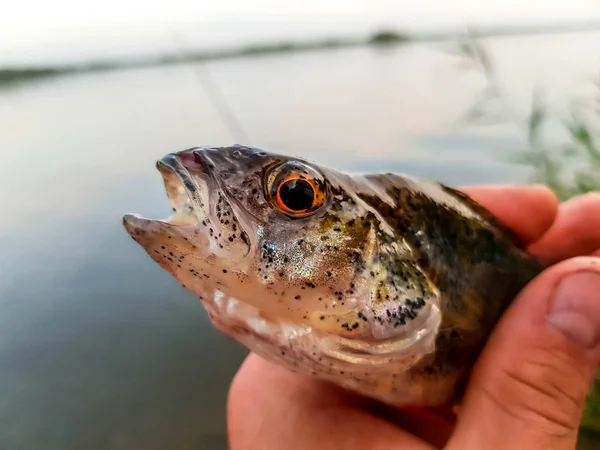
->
[2,31,600,449]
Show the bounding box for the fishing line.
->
[170,31,252,145]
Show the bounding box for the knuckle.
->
[483,345,588,437]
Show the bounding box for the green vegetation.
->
[0,62,125,86]
[454,34,600,200]
[0,67,69,84]
[234,38,361,56]
[369,30,410,45]
[585,380,600,431]
[454,34,600,432]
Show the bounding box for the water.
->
[2,31,600,449]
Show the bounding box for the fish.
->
[122,145,543,408]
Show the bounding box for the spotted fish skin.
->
[123,145,542,407]
[356,174,542,402]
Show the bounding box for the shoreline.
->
[2,23,600,85]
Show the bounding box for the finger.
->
[227,354,434,450]
[370,405,455,448]
[461,185,558,244]
[529,193,600,265]
[448,257,600,450]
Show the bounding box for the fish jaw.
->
[122,149,256,304]
[123,205,453,407]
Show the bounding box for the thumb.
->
[448,257,600,450]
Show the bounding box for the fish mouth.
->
[156,151,211,226]
[123,149,214,236]
[123,148,256,264]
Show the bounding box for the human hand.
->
[227,186,600,450]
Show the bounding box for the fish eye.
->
[265,162,327,217]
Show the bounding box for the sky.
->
[2,0,600,66]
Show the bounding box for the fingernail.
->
[548,271,600,349]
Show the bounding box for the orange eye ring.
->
[265,162,327,217]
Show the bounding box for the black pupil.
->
[279,179,315,211]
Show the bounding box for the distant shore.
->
[2,22,600,85]
[0,29,408,85]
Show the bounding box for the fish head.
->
[123,145,443,401]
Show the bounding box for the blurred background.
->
[2,1,600,449]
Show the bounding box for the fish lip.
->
[123,149,212,235]
[157,153,198,197]
[124,148,254,257]
[156,150,212,225]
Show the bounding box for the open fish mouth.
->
[123,148,257,269]
[123,150,214,234]
[156,152,213,227]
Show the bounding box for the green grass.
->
[454,34,600,432]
